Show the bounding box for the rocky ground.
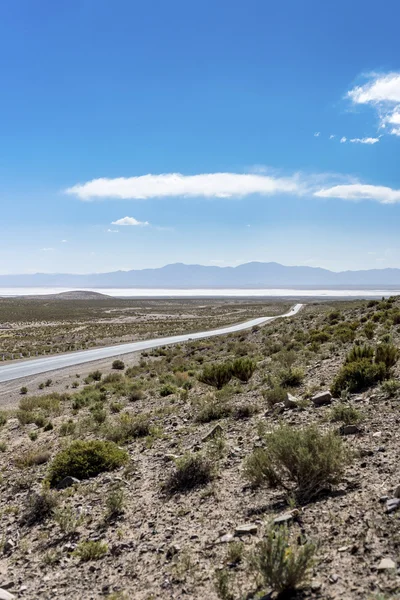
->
[0,299,399,599]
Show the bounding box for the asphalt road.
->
[0,303,303,383]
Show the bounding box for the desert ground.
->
[0,296,399,599]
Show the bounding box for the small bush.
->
[15,450,51,469]
[345,344,374,364]
[279,367,304,388]
[48,440,128,486]
[20,386,28,395]
[0,412,7,426]
[105,487,125,520]
[233,403,257,420]
[112,359,125,370]
[375,343,399,371]
[195,396,232,423]
[74,540,108,561]
[59,419,76,436]
[128,386,144,402]
[104,413,151,443]
[331,358,387,397]
[264,386,287,407]
[231,357,257,383]
[381,378,400,397]
[87,370,102,382]
[163,453,214,494]
[20,488,59,526]
[330,403,361,425]
[364,321,375,340]
[160,384,176,397]
[198,363,233,390]
[103,372,123,384]
[250,523,315,595]
[244,425,348,503]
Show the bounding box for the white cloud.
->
[314,132,320,137]
[111,216,149,226]
[40,247,54,252]
[329,134,336,139]
[349,137,380,145]
[315,183,400,204]
[107,229,119,233]
[340,137,347,143]
[347,73,400,136]
[66,172,304,200]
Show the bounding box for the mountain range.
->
[2,262,400,288]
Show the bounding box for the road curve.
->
[0,304,303,383]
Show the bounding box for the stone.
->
[235,523,258,536]
[0,590,15,600]
[386,498,400,514]
[56,476,80,490]
[218,534,234,544]
[394,484,400,498]
[166,544,180,559]
[272,402,285,414]
[273,511,298,526]
[312,391,332,406]
[284,393,298,409]
[2,540,14,554]
[376,557,396,570]
[339,424,360,435]
[202,424,223,442]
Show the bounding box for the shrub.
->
[364,321,375,340]
[195,396,232,423]
[112,359,125,370]
[279,367,304,388]
[19,393,64,416]
[331,359,387,397]
[381,378,400,397]
[250,523,315,595]
[233,403,257,420]
[87,370,102,382]
[105,488,125,520]
[330,403,361,425]
[15,450,51,469]
[345,345,374,364]
[20,386,28,395]
[48,440,128,486]
[59,419,76,436]
[244,425,348,503]
[264,386,287,407]
[160,384,176,397]
[231,357,257,383]
[128,386,144,402]
[198,362,233,390]
[0,412,7,426]
[103,372,123,384]
[20,488,59,526]
[375,343,399,371]
[163,453,214,494]
[104,413,150,443]
[74,540,108,561]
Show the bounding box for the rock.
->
[0,590,15,600]
[166,544,180,559]
[56,476,80,490]
[312,391,332,406]
[376,557,396,570]
[386,498,400,514]
[217,534,234,544]
[311,580,322,592]
[272,402,285,414]
[273,510,298,526]
[329,573,339,583]
[2,540,14,554]
[284,393,298,409]
[235,523,258,536]
[202,424,223,442]
[394,484,400,498]
[339,424,360,435]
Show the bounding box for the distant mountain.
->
[2,262,400,288]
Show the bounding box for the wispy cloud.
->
[340,136,347,143]
[107,228,119,233]
[347,72,400,137]
[40,247,54,252]
[329,134,336,139]
[349,137,380,144]
[111,216,149,226]
[66,172,305,201]
[315,183,400,204]
[314,132,320,137]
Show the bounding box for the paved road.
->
[0,303,303,383]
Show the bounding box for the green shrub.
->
[198,362,233,390]
[160,384,177,397]
[364,321,375,340]
[264,386,287,407]
[250,523,315,595]
[345,345,374,364]
[330,403,361,425]
[128,386,144,402]
[279,367,304,388]
[244,425,348,503]
[104,413,150,443]
[48,440,128,486]
[87,370,102,382]
[231,357,257,382]
[74,540,108,561]
[331,359,386,397]
[163,453,214,494]
[112,359,125,370]
[195,396,232,423]
[375,343,399,370]
[0,412,7,426]
[20,386,28,395]
[381,379,400,397]
[105,487,125,520]
[59,419,76,436]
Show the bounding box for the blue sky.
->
[1,0,400,274]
